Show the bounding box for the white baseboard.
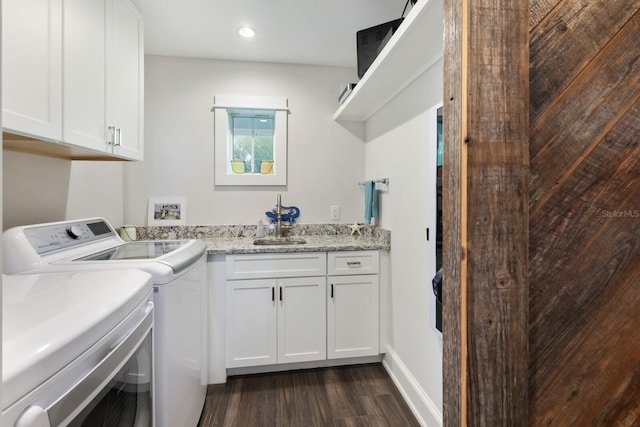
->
[382,345,443,427]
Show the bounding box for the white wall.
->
[2,151,124,230]
[124,55,366,226]
[66,161,124,226]
[365,58,444,426]
[3,151,71,229]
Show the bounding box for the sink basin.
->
[253,237,307,246]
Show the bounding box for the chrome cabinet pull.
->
[346,261,361,267]
[108,125,116,145]
[115,127,122,146]
[108,126,122,146]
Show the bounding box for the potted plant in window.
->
[231,159,245,174]
[260,160,274,174]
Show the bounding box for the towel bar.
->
[358,178,389,185]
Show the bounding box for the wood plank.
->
[530,0,640,119]
[529,0,640,425]
[198,365,420,427]
[444,0,529,424]
[466,143,529,425]
[530,99,640,290]
[290,370,328,426]
[529,99,640,424]
[442,0,465,420]
[322,366,365,419]
[466,0,530,421]
[530,11,640,214]
[592,365,640,425]
[529,0,562,29]
[529,231,640,425]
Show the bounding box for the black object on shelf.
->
[356,18,405,78]
[432,268,443,332]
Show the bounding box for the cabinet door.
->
[108,0,144,160]
[63,0,108,151]
[225,279,277,368]
[327,275,379,359]
[2,0,62,140]
[278,277,327,364]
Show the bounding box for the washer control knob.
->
[66,225,83,239]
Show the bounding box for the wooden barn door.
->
[444,0,640,424]
[529,0,640,425]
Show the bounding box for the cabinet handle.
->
[272,286,275,301]
[347,261,362,267]
[108,126,116,145]
[279,287,283,302]
[115,127,122,147]
[331,284,334,298]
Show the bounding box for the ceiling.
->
[130,0,412,68]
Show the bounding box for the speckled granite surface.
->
[134,224,390,254]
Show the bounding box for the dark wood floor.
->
[197,363,421,427]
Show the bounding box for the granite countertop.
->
[134,223,390,255]
[203,234,389,254]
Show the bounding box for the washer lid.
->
[75,241,188,261]
[2,269,153,409]
[72,239,207,275]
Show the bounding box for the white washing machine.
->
[2,269,154,426]
[4,218,209,427]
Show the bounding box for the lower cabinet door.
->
[225,279,277,368]
[327,275,379,359]
[277,277,327,364]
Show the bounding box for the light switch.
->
[331,206,340,220]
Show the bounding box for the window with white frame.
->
[213,95,288,186]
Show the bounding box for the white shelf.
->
[333,0,444,122]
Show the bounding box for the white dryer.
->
[4,218,209,427]
[2,269,154,426]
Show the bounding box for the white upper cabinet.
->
[108,0,144,160]
[2,0,63,141]
[63,0,108,152]
[2,0,144,160]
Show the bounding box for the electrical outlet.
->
[330,206,340,221]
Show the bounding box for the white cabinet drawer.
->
[226,252,327,280]
[327,251,379,276]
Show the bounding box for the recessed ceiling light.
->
[238,27,255,38]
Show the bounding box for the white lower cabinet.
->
[327,274,379,359]
[224,251,379,370]
[277,277,327,363]
[225,279,278,367]
[225,253,327,368]
[225,276,326,368]
[327,251,380,359]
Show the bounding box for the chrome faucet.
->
[275,194,283,237]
